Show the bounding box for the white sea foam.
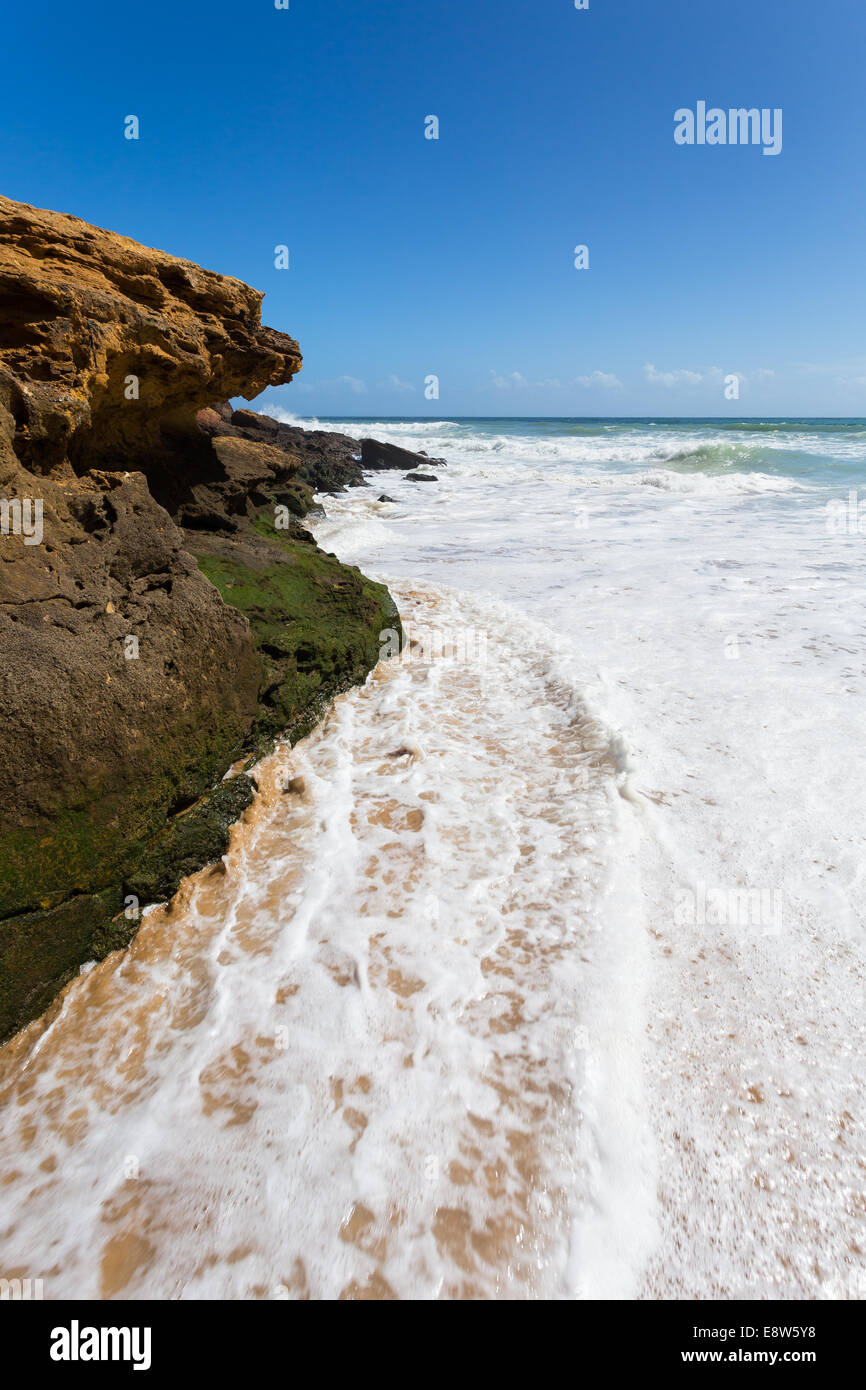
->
[575,468,803,494]
[307,417,866,1297]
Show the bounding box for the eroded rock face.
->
[0,194,301,481]
[0,198,397,1041]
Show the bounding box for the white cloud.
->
[294,374,367,395]
[643,362,706,387]
[490,370,563,390]
[380,374,415,393]
[644,363,776,390]
[575,370,623,390]
[339,375,367,395]
[793,360,866,389]
[490,370,525,389]
[793,358,866,377]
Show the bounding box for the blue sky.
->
[3,0,865,416]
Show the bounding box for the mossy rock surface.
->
[125,774,257,904]
[0,707,250,921]
[0,888,123,1039]
[0,773,257,1041]
[0,512,399,1043]
[195,526,400,746]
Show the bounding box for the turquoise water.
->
[321,416,866,484]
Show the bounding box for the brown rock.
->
[0,198,294,1036]
[0,196,301,484]
[0,196,402,1044]
[205,406,366,494]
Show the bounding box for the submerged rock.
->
[0,196,399,1040]
[361,437,437,471]
[404,472,438,482]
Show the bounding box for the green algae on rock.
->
[194,532,400,747]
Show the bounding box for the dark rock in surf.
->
[196,405,366,495]
[361,438,435,471]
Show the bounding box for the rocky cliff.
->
[0,196,399,1040]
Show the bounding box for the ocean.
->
[1,417,864,1299]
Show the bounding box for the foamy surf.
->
[304,413,866,1300]
[0,584,654,1300]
